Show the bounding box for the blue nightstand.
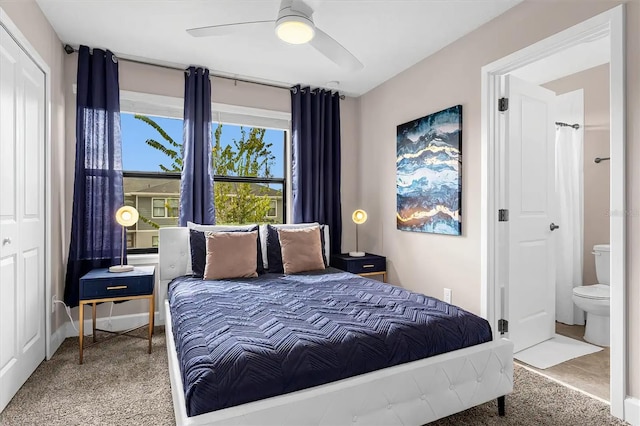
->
[330,253,387,282]
[78,266,155,364]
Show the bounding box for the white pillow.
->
[259,223,330,270]
[186,221,257,275]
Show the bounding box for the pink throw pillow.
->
[203,231,259,280]
[278,227,325,274]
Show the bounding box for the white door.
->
[0,24,46,412]
[504,75,557,353]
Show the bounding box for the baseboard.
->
[626,397,640,425]
[47,324,66,359]
[64,311,162,338]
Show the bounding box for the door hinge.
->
[498,209,509,222]
[498,319,509,335]
[498,97,509,112]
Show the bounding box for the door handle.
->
[550,223,560,231]
[2,238,11,246]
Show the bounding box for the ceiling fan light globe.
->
[275,16,315,44]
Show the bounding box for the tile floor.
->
[515,322,610,401]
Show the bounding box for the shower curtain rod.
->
[556,121,580,129]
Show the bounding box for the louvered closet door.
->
[0,24,46,412]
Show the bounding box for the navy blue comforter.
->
[168,269,492,417]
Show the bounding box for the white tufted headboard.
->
[158,227,190,321]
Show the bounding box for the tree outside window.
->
[122,111,286,251]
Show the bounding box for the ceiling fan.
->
[186,0,364,71]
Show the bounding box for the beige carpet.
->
[0,328,627,426]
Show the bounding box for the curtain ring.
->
[185,69,191,76]
[111,55,118,64]
[291,86,298,94]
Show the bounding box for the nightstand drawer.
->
[80,276,153,299]
[331,253,386,274]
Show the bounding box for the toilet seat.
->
[573,284,610,300]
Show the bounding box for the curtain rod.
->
[290,86,344,99]
[556,121,580,129]
[63,44,345,99]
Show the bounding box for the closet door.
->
[0,24,46,412]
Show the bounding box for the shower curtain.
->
[555,125,585,325]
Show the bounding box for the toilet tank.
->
[593,244,610,285]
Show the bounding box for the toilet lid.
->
[573,284,610,300]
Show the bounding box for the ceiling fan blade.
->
[187,21,274,37]
[309,28,363,71]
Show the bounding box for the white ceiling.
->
[510,35,610,85]
[36,0,522,96]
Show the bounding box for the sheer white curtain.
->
[555,124,584,325]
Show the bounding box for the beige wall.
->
[357,1,639,398]
[0,1,68,336]
[544,64,610,286]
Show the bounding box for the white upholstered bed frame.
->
[159,227,514,426]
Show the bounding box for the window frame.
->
[120,91,291,255]
[151,197,179,219]
[266,198,278,218]
[126,232,134,249]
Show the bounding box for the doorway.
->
[480,5,626,420]
[507,62,611,401]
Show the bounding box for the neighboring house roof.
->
[124,177,180,194]
[123,176,282,197]
[222,182,282,197]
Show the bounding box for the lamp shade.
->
[115,206,139,227]
[352,209,367,225]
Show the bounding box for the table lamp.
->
[109,205,139,273]
[349,209,367,257]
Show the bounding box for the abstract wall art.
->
[396,105,462,235]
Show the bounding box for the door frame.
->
[0,9,54,359]
[480,5,625,419]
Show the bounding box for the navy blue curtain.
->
[291,85,342,254]
[179,66,215,226]
[64,46,124,307]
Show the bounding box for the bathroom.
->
[548,61,610,401]
[509,40,611,401]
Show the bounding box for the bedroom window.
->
[120,91,290,253]
[122,112,182,253]
[212,124,286,226]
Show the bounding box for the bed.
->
[159,226,513,426]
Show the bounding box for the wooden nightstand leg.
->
[92,302,97,343]
[79,302,84,364]
[383,272,387,283]
[148,294,154,354]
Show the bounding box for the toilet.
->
[572,244,610,346]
